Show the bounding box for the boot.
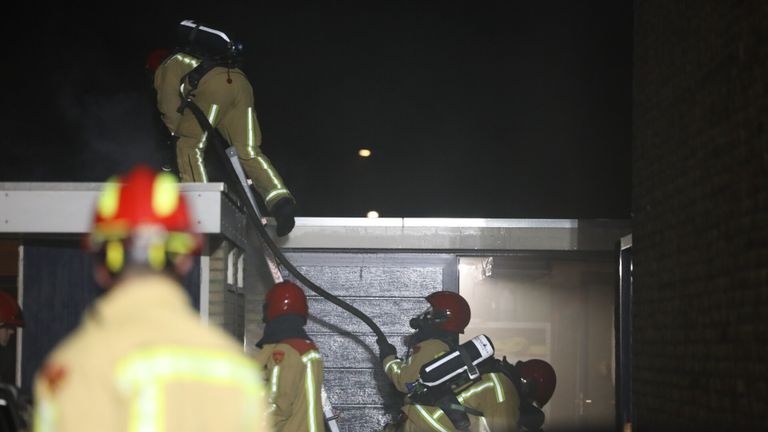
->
[270,196,296,237]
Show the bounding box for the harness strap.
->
[434,392,483,432]
[176,59,230,114]
[458,344,479,379]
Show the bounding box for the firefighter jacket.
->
[153,52,293,210]
[32,273,271,432]
[383,338,520,432]
[253,339,324,432]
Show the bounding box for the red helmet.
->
[145,48,171,73]
[265,281,308,322]
[85,165,201,274]
[422,291,471,334]
[519,359,557,407]
[0,292,23,328]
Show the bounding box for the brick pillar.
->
[633,1,768,430]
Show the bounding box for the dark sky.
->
[2,1,632,219]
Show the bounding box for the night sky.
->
[3,1,632,219]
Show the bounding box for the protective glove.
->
[376,336,397,362]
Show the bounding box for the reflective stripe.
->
[457,380,494,403]
[207,105,220,128]
[97,176,120,218]
[174,54,201,101]
[192,104,219,183]
[244,106,285,194]
[148,242,166,271]
[265,189,290,204]
[414,404,449,432]
[270,365,280,401]
[385,359,402,375]
[430,375,505,427]
[116,346,261,432]
[197,105,220,149]
[256,156,284,189]
[454,373,505,406]
[173,54,200,67]
[302,351,322,432]
[479,416,491,432]
[106,240,124,273]
[166,232,196,255]
[33,398,56,432]
[152,173,180,217]
[246,107,256,158]
[194,148,208,182]
[489,373,505,402]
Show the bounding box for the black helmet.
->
[176,19,243,61]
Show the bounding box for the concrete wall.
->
[633,1,768,430]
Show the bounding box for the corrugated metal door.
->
[20,239,200,392]
[279,252,458,431]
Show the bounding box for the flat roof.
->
[1,182,631,251]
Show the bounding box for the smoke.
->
[56,67,165,181]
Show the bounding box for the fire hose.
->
[182,100,389,344]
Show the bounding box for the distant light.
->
[358,149,372,157]
[366,211,379,218]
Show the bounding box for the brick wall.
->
[633,1,768,431]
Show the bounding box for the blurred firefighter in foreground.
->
[147,19,297,237]
[253,281,325,431]
[376,291,556,431]
[32,165,271,432]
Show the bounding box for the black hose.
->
[183,100,389,343]
[248,196,389,343]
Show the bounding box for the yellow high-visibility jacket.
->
[383,338,520,432]
[254,339,324,432]
[32,273,271,432]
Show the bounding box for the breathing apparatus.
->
[407,333,555,431]
[404,335,495,430]
[418,335,496,387]
[176,20,243,67]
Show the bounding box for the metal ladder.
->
[224,147,341,432]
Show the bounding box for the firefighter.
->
[376,291,521,431]
[32,165,271,432]
[253,280,324,432]
[149,19,297,236]
[0,291,23,384]
[515,359,556,432]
